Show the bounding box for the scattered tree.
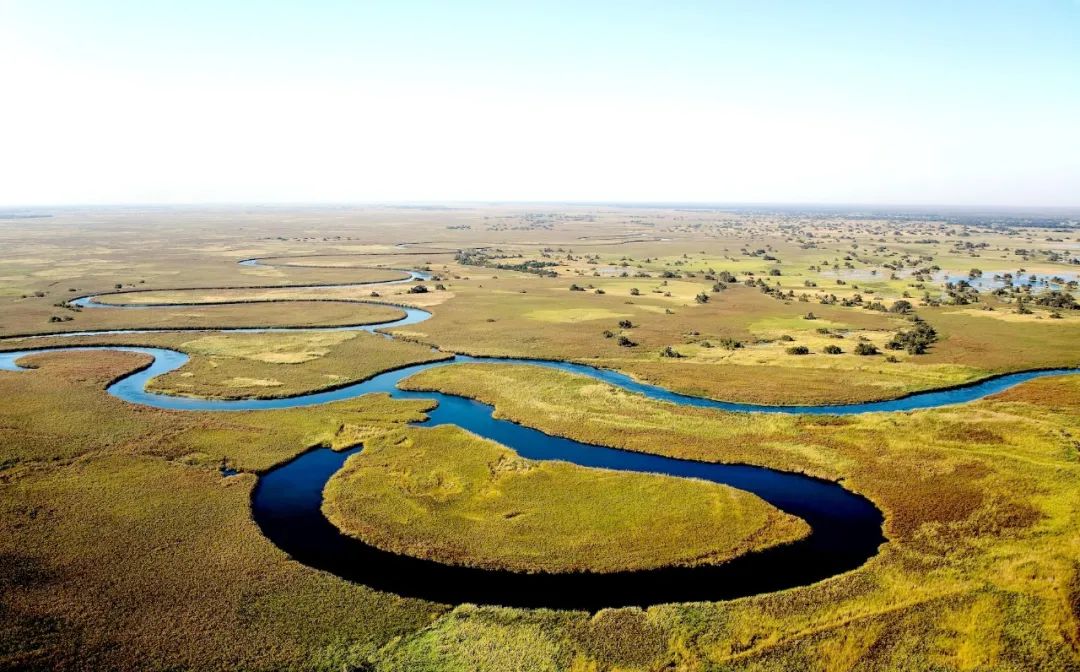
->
[889,299,913,314]
[854,342,880,356]
[885,317,938,354]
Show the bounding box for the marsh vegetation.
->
[1,204,1079,670]
[323,425,809,574]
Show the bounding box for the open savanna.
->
[248,250,460,269]
[323,425,808,573]
[400,272,1080,405]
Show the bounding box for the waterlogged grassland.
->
[0,349,437,468]
[5,350,1078,669]
[0,350,445,670]
[323,425,808,573]
[92,280,451,309]
[1,298,409,337]
[4,206,1077,400]
[152,330,450,399]
[2,206,1080,670]
[1,328,449,400]
[398,363,1080,670]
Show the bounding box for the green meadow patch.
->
[323,425,808,574]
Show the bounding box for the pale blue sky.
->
[1,1,1077,206]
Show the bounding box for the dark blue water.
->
[251,437,881,609]
[5,344,1076,608]
[2,265,1073,609]
[3,345,1072,415]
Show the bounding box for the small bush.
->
[786,345,810,355]
[823,344,843,354]
[717,337,742,350]
[854,342,879,356]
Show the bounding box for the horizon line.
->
[1,200,1079,215]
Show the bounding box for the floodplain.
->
[1,204,1079,671]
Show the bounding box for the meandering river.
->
[1,260,1073,609]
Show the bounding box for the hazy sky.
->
[1,1,1077,206]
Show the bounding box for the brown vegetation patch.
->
[935,422,1005,445]
[573,608,667,668]
[875,468,985,540]
[989,375,1080,408]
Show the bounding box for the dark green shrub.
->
[854,342,879,356]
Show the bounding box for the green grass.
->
[0,299,409,337]
[2,328,450,400]
[396,362,1080,670]
[0,349,444,670]
[323,425,808,573]
[403,273,1080,405]
[150,329,449,399]
[2,206,1079,670]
